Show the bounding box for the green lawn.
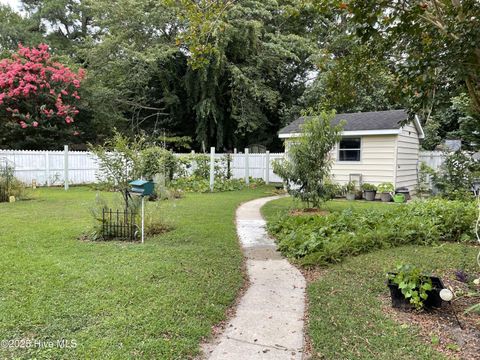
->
[0,186,274,359]
[262,197,479,359]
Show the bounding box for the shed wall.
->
[395,123,420,192]
[331,135,397,185]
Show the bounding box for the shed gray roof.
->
[279,109,409,135]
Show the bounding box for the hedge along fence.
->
[0,147,285,188]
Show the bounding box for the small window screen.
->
[338,138,361,161]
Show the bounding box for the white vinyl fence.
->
[0,148,285,187]
[0,147,449,188]
[418,151,445,171]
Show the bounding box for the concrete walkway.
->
[204,196,306,360]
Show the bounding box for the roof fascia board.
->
[279,129,401,139]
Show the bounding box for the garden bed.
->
[297,244,479,359]
[262,197,480,359]
[381,268,480,360]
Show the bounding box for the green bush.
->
[170,176,264,193]
[377,182,394,193]
[361,183,377,191]
[0,164,27,201]
[432,151,479,200]
[141,146,177,181]
[267,199,477,266]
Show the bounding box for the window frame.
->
[336,136,362,163]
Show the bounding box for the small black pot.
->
[387,274,445,309]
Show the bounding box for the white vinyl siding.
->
[395,123,420,192]
[331,135,396,185]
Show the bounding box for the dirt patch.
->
[289,208,329,216]
[381,269,480,360]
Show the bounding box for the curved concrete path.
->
[204,196,306,360]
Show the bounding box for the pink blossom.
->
[0,44,84,129]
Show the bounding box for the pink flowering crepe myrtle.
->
[0,44,85,133]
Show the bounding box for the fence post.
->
[265,150,270,184]
[45,152,51,187]
[244,148,249,185]
[64,145,69,190]
[210,147,215,192]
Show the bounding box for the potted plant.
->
[344,181,358,201]
[361,183,377,201]
[377,182,394,202]
[387,264,445,310]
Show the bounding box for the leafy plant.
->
[344,181,357,193]
[267,198,477,266]
[0,162,27,202]
[141,146,177,182]
[89,131,145,210]
[431,151,480,200]
[388,264,433,310]
[170,177,264,193]
[273,108,344,208]
[377,182,394,193]
[361,183,377,191]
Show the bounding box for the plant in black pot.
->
[387,264,445,310]
[361,183,377,201]
[344,181,358,201]
[377,182,394,202]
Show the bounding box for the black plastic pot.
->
[363,190,376,201]
[387,273,445,309]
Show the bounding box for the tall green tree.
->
[344,0,480,149]
[273,108,344,207]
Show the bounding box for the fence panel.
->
[418,151,444,171]
[5,149,446,186]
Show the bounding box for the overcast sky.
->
[0,0,22,12]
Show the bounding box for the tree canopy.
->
[0,0,478,151]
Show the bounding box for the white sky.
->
[0,0,22,12]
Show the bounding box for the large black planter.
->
[387,274,445,309]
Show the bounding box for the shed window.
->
[338,137,361,161]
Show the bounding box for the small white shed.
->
[278,109,425,193]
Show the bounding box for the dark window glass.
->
[338,138,361,161]
[339,138,361,149]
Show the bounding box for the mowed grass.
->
[262,197,479,359]
[0,186,274,359]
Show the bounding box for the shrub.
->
[361,183,377,191]
[89,131,144,208]
[273,108,344,208]
[267,198,477,266]
[0,163,27,201]
[344,181,357,193]
[170,176,264,193]
[432,151,480,200]
[141,146,177,181]
[88,193,172,241]
[377,182,394,193]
